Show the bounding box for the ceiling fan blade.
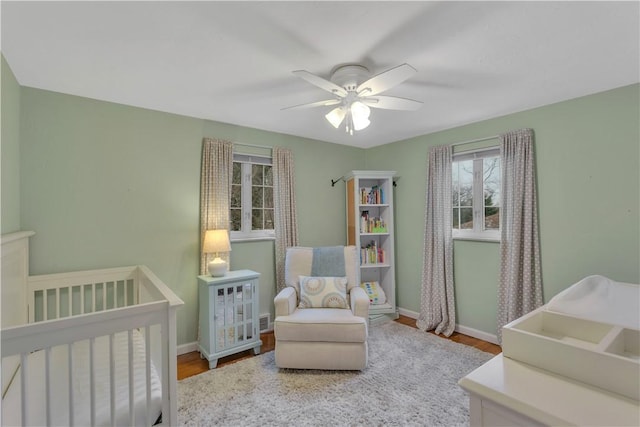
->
[362,95,423,111]
[356,63,417,96]
[281,99,342,111]
[292,70,348,97]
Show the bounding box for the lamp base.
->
[208,258,228,277]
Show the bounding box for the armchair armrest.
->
[274,286,298,317]
[350,286,370,319]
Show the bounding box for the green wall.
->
[17,87,363,346]
[1,56,21,233]
[365,84,640,336]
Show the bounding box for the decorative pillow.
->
[298,276,348,309]
[360,281,387,305]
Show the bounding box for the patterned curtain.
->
[273,147,299,292]
[416,145,456,337]
[497,128,543,342]
[200,138,233,275]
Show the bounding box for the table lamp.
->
[203,229,231,277]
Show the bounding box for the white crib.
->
[1,231,184,426]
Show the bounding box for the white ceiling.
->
[2,1,638,148]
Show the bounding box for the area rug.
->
[177,321,494,426]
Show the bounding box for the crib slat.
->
[68,343,74,427]
[128,330,135,426]
[90,337,96,427]
[43,290,48,321]
[91,283,96,313]
[20,352,28,427]
[145,325,151,426]
[80,285,85,315]
[110,334,116,426]
[50,289,55,319]
[45,347,52,427]
[124,280,129,307]
[102,283,107,312]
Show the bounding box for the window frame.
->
[230,153,275,242]
[452,147,501,242]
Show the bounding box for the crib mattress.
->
[2,329,162,427]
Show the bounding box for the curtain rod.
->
[451,135,500,147]
[233,142,273,150]
[330,176,398,187]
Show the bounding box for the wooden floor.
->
[177,315,502,380]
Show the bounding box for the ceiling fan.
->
[283,63,423,135]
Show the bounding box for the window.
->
[230,154,274,241]
[452,148,500,241]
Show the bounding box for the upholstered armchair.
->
[273,246,369,370]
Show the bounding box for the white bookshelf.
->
[345,170,398,323]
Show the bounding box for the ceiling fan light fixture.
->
[325,106,346,128]
[351,101,371,131]
[289,63,420,136]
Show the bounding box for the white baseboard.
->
[398,307,419,319]
[177,341,198,356]
[455,324,499,345]
[397,306,499,345]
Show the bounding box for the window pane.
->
[452,164,459,206]
[485,207,499,230]
[252,186,263,208]
[459,160,473,207]
[460,207,473,229]
[231,185,241,208]
[230,209,242,231]
[459,184,473,207]
[232,162,242,185]
[264,209,274,230]
[483,157,500,207]
[453,153,501,236]
[252,209,263,230]
[264,165,273,186]
[252,164,263,185]
[264,187,273,208]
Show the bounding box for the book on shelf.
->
[359,185,385,205]
[360,211,387,233]
[360,240,385,265]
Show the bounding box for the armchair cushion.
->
[275,308,367,343]
[298,276,348,309]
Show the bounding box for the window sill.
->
[231,235,275,243]
[453,232,500,243]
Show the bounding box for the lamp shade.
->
[203,229,231,254]
[325,106,346,128]
[351,101,371,131]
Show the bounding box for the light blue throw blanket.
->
[311,246,346,277]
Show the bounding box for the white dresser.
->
[459,353,640,426]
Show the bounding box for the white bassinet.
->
[1,231,184,426]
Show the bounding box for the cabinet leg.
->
[253,345,261,355]
[209,358,218,369]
